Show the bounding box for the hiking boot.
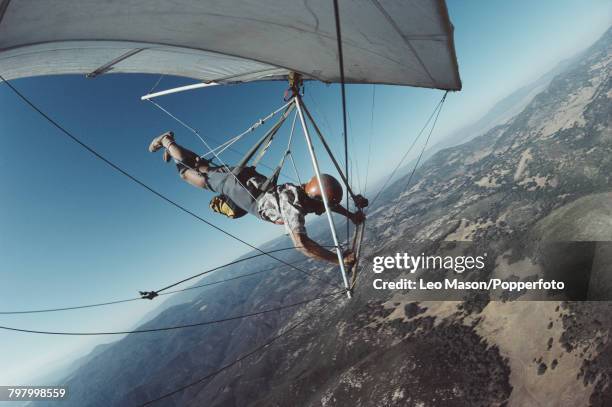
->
[148,131,174,153]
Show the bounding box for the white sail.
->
[0,0,461,89]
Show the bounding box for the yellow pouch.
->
[209,195,247,219]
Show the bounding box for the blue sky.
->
[0,0,610,385]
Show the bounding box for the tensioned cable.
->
[201,133,245,159]
[0,297,143,316]
[0,290,343,336]
[303,92,344,168]
[158,260,306,297]
[149,99,299,184]
[364,85,376,195]
[303,93,362,201]
[305,93,334,138]
[137,292,344,406]
[204,130,252,159]
[333,0,351,243]
[0,247,324,315]
[389,92,448,220]
[303,92,353,187]
[148,99,262,202]
[0,75,340,290]
[200,101,292,159]
[369,92,447,208]
[151,245,335,295]
[288,153,302,185]
[259,108,301,186]
[285,110,298,159]
[346,109,364,194]
[286,110,303,184]
[148,75,165,95]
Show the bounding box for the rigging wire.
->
[151,245,334,295]
[0,290,343,336]
[304,91,363,199]
[304,91,345,169]
[149,99,299,183]
[389,92,448,220]
[195,101,290,159]
[342,108,363,194]
[270,109,300,184]
[368,92,448,209]
[332,0,351,243]
[0,297,143,316]
[305,93,331,134]
[0,247,324,315]
[0,75,340,290]
[148,74,165,95]
[283,110,303,185]
[304,91,362,193]
[137,292,344,406]
[159,263,291,297]
[148,99,263,202]
[345,108,363,193]
[288,152,302,185]
[364,85,376,195]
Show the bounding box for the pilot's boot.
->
[148,131,174,153]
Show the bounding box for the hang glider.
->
[0,0,461,298]
[0,0,461,90]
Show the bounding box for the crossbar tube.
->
[141,82,219,100]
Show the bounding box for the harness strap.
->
[251,134,275,168]
[260,151,287,192]
[260,108,299,192]
[233,102,295,176]
[251,104,294,168]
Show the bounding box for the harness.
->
[208,100,298,218]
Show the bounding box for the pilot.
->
[149,131,366,266]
